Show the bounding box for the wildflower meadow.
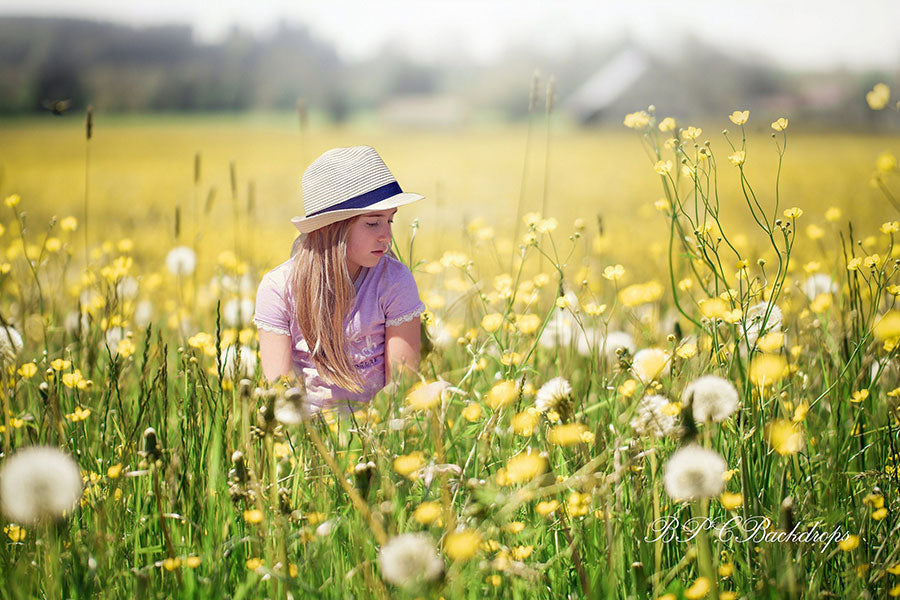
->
[1,84,899,599]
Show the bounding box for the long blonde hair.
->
[288,218,365,393]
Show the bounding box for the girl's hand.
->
[385,316,421,385]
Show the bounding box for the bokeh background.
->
[1,0,899,274]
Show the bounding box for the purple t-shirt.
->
[253,254,425,409]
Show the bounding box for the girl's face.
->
[345,208,396,279]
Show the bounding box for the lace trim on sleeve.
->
[254,319,290,336]
[385,303,425,328]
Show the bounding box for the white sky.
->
[2,0,899,70]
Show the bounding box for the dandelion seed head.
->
[535,377,572,413]
[0,446,82,524]
[630,394,681,439]
[165,246,197,276]
[800,274,837,300]
[0,325,23,366]
[663,444,727,501]
[378,533,443,587]
[744,302,782,348]
[601,331,635,362]
[223,298,255,327]
[682,375,740,423]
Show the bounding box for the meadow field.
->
[0,102,899,599]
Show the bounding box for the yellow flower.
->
[728,151,745,166]
[51,358,71,371]
[728,110,749,125]
[486,380,519,410]
[107,464,123,479]
[766,419,804,456]
[17,363,37,378]
[535,500,559,516]
[699,298,728,320]
[116,338,136,358]
[719,491,743,510]
[878,152,898,173]
[584,302,607,316]
[681,126,702,140]
[45,238,62,252]
[536,218,558,233]
[555,296,570,309]
[617,379,638,398]
[566,492,591,517]
[4,524,26,542]
[718,562,734,578]
[684,576,711,599]
[654,160,673,176]
[243,509,264,524]
[847,257,862,271]
[602,264,625,281]
[872,508,888,520]
[825,207,841,222]
[503,521,525,534]
[481,313,503,333]
[501,449,547,485]
[462,402,483,422]
[246,557,263,570]
[5,194,20,208]
[62,369,86,389]
[547,422,590,446]
[863,493,884,508]
[516,314,541,335]
[783,207,803,219]
[757,332,784,353]
[881,221,900,234]
[186,556,201,569]
[444,529,481,561]
[749,354,788,387]
[162,557,182,571]
[393,451,426,480]
[60,216,78,232]
[850,389,869,404]
[413,501,442,525]
[511,545,533,560]
[405,381,448,412]
[866,83,891,110]
[618,281,663,307]
[511,409,540,436]
[837,534,859,552]
[623,111,651,129]
[65,406,92,422]
[874,311,900,341]
[658,117,676,132]
[771,117,789,132]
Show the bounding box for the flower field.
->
[1,90,899,599]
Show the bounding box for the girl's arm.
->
[258,330,293,382]
[385,316,421,384]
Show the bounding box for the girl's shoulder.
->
[259,258,293,288]
[371,255,418,288]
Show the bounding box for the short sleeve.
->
[382,260,426,328]
[253,269,291,336]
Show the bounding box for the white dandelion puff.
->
[535,377,572,413]
[630,394,681,439]
[115,276,139,301]
[223,298,255,327]
[663,444,727,501]
[800,274,837,301]
[0,446,82,523]
[134,300,154,329]
[221,344,258,379]
[166,246,197,276]
[378,533,444,588]
[64,311,90,336]
[744,302,782,348]
[0,325,24,366]
[600,330,636,362]
[274,387,316,425]
[682,375,740,423]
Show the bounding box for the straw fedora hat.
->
[291,146,424,234]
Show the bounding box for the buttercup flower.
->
[866,83,890,110]
[378,533,443,588]
[663,444,727,500]
[681,375,740,423]
[771,117,789,132]
[728,110,749,125]
[0,446,83,523]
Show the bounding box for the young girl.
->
[253,146,426,409]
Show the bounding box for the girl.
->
[253,146,426,409]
